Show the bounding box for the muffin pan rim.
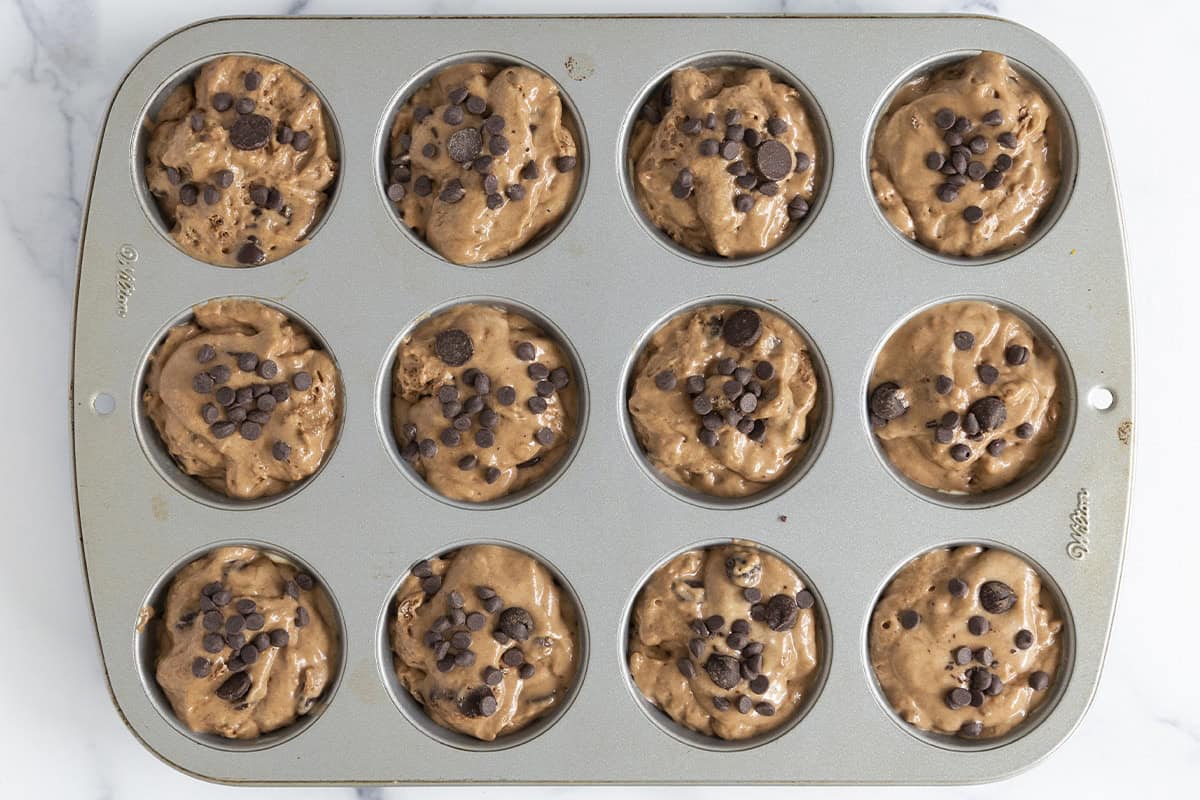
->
[859,539,1076,753]
[130,294,348,511]
[132,537,348,753]
[618,293,833,510]
[859,292,1079,510]
[860,47,1080,266]
[72,14,1132,785]
[372,293,591,511]
[373,537,592,753]
[131,49,346,270]
[373,49,591,270]
[618,536,833,753]
[617,49,835,269]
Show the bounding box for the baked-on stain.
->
[869,546,1062,739]
[628,543,821,740]
[144,55,337,266]
[628,304,820,497]
[870,52,1061,257]
[387,62,581,265]
[154,546,339,739]
[870,300,1061,494]
[390,545,580,741]
[143,299,342,500]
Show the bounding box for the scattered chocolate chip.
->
[229,114,272,150]
[1029,671,1050,691]
[968,396,1007,431]
[555,155,578,173]
[977,364,999,385]
[235,97,256,115]
[899,609,920,630]
[703,654,741,690]
[722,309,762,348]
[935,374,953,394]
[979,581,1017,614]
[998,132,1018,149]
[869,382,908,421]
[949,443,971,462]
[968,615,990,636]
[764,594,799,632]
[1015,629,1034,650]
[963,205,984,224]
[216,671,251,702]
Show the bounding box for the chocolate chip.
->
[446,127,483,163]
[959,720,984,738]
[982,170,1004,190]
[764,594,799,632]
[934,108,956,130]
[722,309,762,348]
[977,364,999,384]
[968,396,1007,431]
[216,671,251,702]
[935,374,953,395]
[235,97,256,115]
[556,155,578,173]
[734,193,755,213]
[948,577,969,598]
[1029,671,1051,691]
[979,581,1017,614]
[229,114,272,150]
[986,438,1007,457]
[420,574,443,595]
[439,178,466,203]
[269,628,289,648]
[499,607,533,641]
[899,609,920,629]
[998,132,1018,149]
[754,139,793,182]
[869,382,908,421]
[1005,344,1030,366]
[949,444,971,462]
[1015,629,1034,650]
[433,328,473,366]
[968,615,990,636]
[966,160,987,181]
[953,331,975,350]
[677,658,697,679]
[954,646,974,666]
[235,242,265,265]
[703,654,741,690]
[963,205,984,224]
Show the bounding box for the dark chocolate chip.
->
[229,114,272,150]
[434,329,473,366]
[722,309,762,348]
[703,653,741,690]
[764,594,799,632]
[1029,671,1050,691]
[869,382,908,421]
[968,615,990,636]
[1015,629,1034,650]
[899,609,920,629]
[216,671,251,702]
[968,396,1007,431]
[953,331,975,350]
[979,581,1017,614]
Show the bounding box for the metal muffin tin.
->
[71,14,1132,785]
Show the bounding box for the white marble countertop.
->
[2,0,1195,796]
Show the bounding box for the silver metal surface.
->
[71,14,1133,785]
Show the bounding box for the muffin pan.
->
[71,14,1132,784]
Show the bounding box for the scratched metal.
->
[70,15,1132,785]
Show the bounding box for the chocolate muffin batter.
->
[629,66,820,258]
[628,542,821,740]
[390,545,580,741]
[153,546,339,739]
[870,546,1063,739]
[870,52,1061,257]
[144,55,338,266]
[393,304,579,503]
[628,304,821,497]
[868,300,1062,494]
[387,62,581,265]
[143,299,342,500]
